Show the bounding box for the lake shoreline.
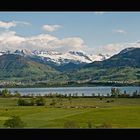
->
[0,86,140,96]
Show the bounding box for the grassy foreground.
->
[0,97,140,128]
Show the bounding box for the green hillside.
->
[67,48,140,83]
[0,54,61,82]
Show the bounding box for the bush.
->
[99,97,103,100]
[35,97,46,106]
[87,121,92,128]
[3,116,25,128]
[106,100,114,103]
[96,123,112,128]
[17,97,46,106]
[17,98,29,106]
[64,120,79,128]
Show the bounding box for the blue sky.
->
[0,12,140,55]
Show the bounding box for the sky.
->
[0,12,140,55]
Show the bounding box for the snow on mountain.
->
[0,49,110,65]
[33,50,110,65]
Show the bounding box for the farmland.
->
[0,97,140,128]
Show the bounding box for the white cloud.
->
[14,21,31,26]
[113,29,127,34]
[20,35,86,52]
[42,24,61,32]
[0,21,31,29]
[0,30,87,53]
[47,37,87,52]
[94,41,140,56]
[0,21,16,29]
[0,31,25,51]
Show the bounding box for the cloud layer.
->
[0,30,87,53]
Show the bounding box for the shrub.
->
[96,123,112,128]
[17,97,46,106]
[99,97,103,100]
[35,97,46,106]
[106,100,110,103]
[17,98,28,106]
[64,120,79,128]
[87,121,92,128]
[3,116,25,128]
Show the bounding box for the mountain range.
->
[0,47,140,85]
[70,47,140,83]
[0,49,110,72]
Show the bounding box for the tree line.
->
[0,88,140,98]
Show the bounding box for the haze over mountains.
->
[0,47,140,85]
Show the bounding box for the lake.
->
[0,86,140,96]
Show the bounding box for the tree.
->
[115,88,120,97]
[4,116,25,128]
[35,97,46,106]
[107,93,110,97]
[17,98,28,106]
[92,93,95,98]
[111,88,120,98]
[1,89,11,97]
[132,90,138,98]
[111,88,116,97]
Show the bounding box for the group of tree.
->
[17,96,46,106]
[0,89,21,97]
[110,88,140,98]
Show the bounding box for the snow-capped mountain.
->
[0,49,110,65]
[32,50,110,65]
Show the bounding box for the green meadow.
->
[0,97,140,128]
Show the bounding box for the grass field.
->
[0,97,140,128]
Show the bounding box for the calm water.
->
[0,86,140,96]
